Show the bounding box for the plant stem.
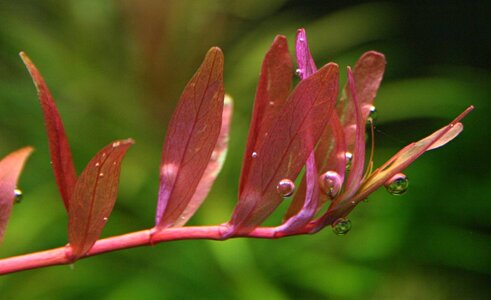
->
[0,224,311,275]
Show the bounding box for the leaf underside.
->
[20,52,77,212]
[156,47,225,229]
[0,147,33,244]
[68,140,133,258]
[172,95,233,227]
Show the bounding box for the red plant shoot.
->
[0,28,473,275]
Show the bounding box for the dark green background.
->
[0,1,489,299]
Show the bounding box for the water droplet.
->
[251,152,258,158]
[368,105,377,121]
[269,101,274,106]
[299,37,305,42]
[95,162,100,167]
[99,172,104,177]
[14,188,23,204]
[112,141,120,147]
[384,173,409,195]
[276,179,295,198]
[319,171,342,199]
[295,69,303,77]
[103,217,108,221]
[345,152,353,170]
[332,218,351,235]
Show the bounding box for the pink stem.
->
[0,224,312,275]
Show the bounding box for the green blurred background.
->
[0,0,489,299]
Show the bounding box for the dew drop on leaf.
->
[368,105,377,121]
[345,152,353,171]
[251,152,258,158]
[276,178,295,198]
[384,173,409,195]
[295,69,303,77]
[14,188,23,204]
[332,218,351,235]
[319,171,342,199]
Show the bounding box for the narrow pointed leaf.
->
[229,63,339,234]
[285,113,346,219]
[0,147,33,244]
[239,36,292,196]
[282,29,321,228]
[156,48,224,228]
[172,95,233,227]
[68,139,133,258]
[278,153,320,234]
[337,51,386,150]
[316,106,473,229]
[20,52,77,211]
[355,106,473,201]
[335,68,366,204]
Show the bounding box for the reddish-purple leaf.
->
[334,67,366,204]
[20,52,77,212]
[156,48,224,229]
[285,113,346,219]
[239,36,292,197]
[229,62,339,234]
[316,106,473,229]
[0,147,33,244]
[280,29,321,231]
[172,95,233,227]
[277,152,320,234]
[336,51,386,151]
[356,106,473,201]
[68,140,133,258]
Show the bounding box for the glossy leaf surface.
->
[20,52,77,211]
[230,62,339,233]
[156,47,224,228]
[68,140,133,258]
[0,147,32,244]
[239,36,292,196]
[172,95,233,227]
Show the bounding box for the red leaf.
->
[20,52,77,212]
[336,51,386,151]
[156,47,225,228]
[285,113,346,219]
[239,36,292,197]
[172,95,233,227]
[229,62,339,234]
[68,139,133,258]
[0,147,33,244]
[281,29,321,231]
[356,106,473,201]
[334,67,366,204]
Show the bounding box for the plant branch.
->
[0,224,313,275]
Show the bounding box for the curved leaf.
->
[357,106,473,200]
[172,95,233,227]
[68,139,133,258]
[229,62,339,234]
[20,52,77,211]
[337,51,386,151]
[156,47,224,228]
[281,29,321,231]
[0,147,33,244]
[239,35,292,197]
[334,67,366,205]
